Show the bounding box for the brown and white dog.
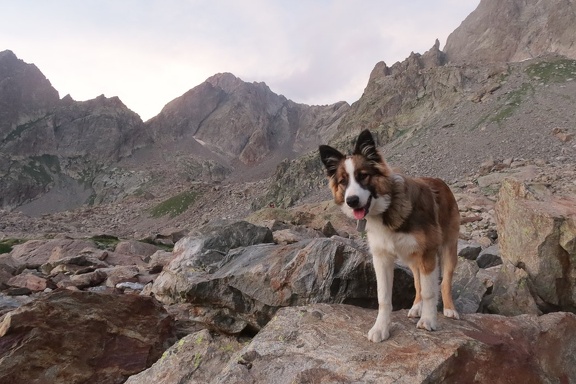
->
[319,129,460,342]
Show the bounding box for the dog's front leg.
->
[368,252,394,342]
[416,257,439,331]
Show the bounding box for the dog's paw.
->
[407,302,422,318]
[416,316,437,331]
[367,325,390,342]
[443,308,460,319]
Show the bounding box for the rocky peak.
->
[147,72,346,165]
[444,0,576,64]
[0,50,60,139]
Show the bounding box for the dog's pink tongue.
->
[353,208,366,220]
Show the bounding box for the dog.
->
[319,129,460,342]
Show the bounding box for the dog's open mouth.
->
[352,196,372,220]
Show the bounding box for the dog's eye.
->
[357,172,369,182]
[338,178,347,186]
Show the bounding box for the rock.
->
[6,273,55,292]
[0,294,32,317]
[125,329,244,384]
[0,290,176,384]
[457,239,482,260]
[68,270,107,289]
[39,252,110,276]
[152,235,414,333]
[102,265,140,288]
[169,221,273,272]
[116,282,146,291]
[451,258,487,314]
[114,240,160,261]
[147,250,174,273]
[272,226,321,245]
[9,239,98,269]
[212,304,576,383]
[102,250,147,267]
[483,260,541,316]
[321,221,338,237]
[496,178,576,311]
[476,244,502,268]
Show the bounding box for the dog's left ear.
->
[319,145,344,178]
[354,130,381,163]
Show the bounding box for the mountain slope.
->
[444,0,576,64]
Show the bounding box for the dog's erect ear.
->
[319,145,344,177]
[353,129,381,163]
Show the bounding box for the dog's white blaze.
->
[343,158,371,206]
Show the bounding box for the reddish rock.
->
[9,239,98,269]
[114,240,159,261]
[214,304,576,384]
[6,273,54,292]
[0,290,176,384]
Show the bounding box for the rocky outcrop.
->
[0,290,176,384]
[496,177,576,312]
[151,220,419,333]
[335,40,465,140]
[444,0,576,64]
[129,304,576,384]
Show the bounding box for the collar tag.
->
[356,219,367,232]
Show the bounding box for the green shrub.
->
[0,239,25,254]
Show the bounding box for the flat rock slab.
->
[215,304,576,384]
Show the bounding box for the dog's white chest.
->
[365,219,419,262]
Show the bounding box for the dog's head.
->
[319,129,394,220]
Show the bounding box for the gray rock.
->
[169,221,273,272]
[457,240,482,260]
[483,261,541,316]
[152,235,414,333]
[451,257,487,314]
[476,244,502,268]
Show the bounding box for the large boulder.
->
[164,304,576,383]
[168,221,273,272]
[153,232,414,333]
[496,178,576,312]
[8,239,98,269]
[0,290,176,384]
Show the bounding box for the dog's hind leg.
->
[407,262,422,318]
[368,252,395,342]
[416,251,439,331]
[440,242,460,319]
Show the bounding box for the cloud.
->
[1,0,480,120]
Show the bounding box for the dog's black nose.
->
[346,195,360,208]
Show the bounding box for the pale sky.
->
[2,1,479,121]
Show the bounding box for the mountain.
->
[148,72,348,165]
[0,53,349,214]
[0,50,149,211]
[1,0,576,234]
[444,0,576,64]
[0,50,59,139]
